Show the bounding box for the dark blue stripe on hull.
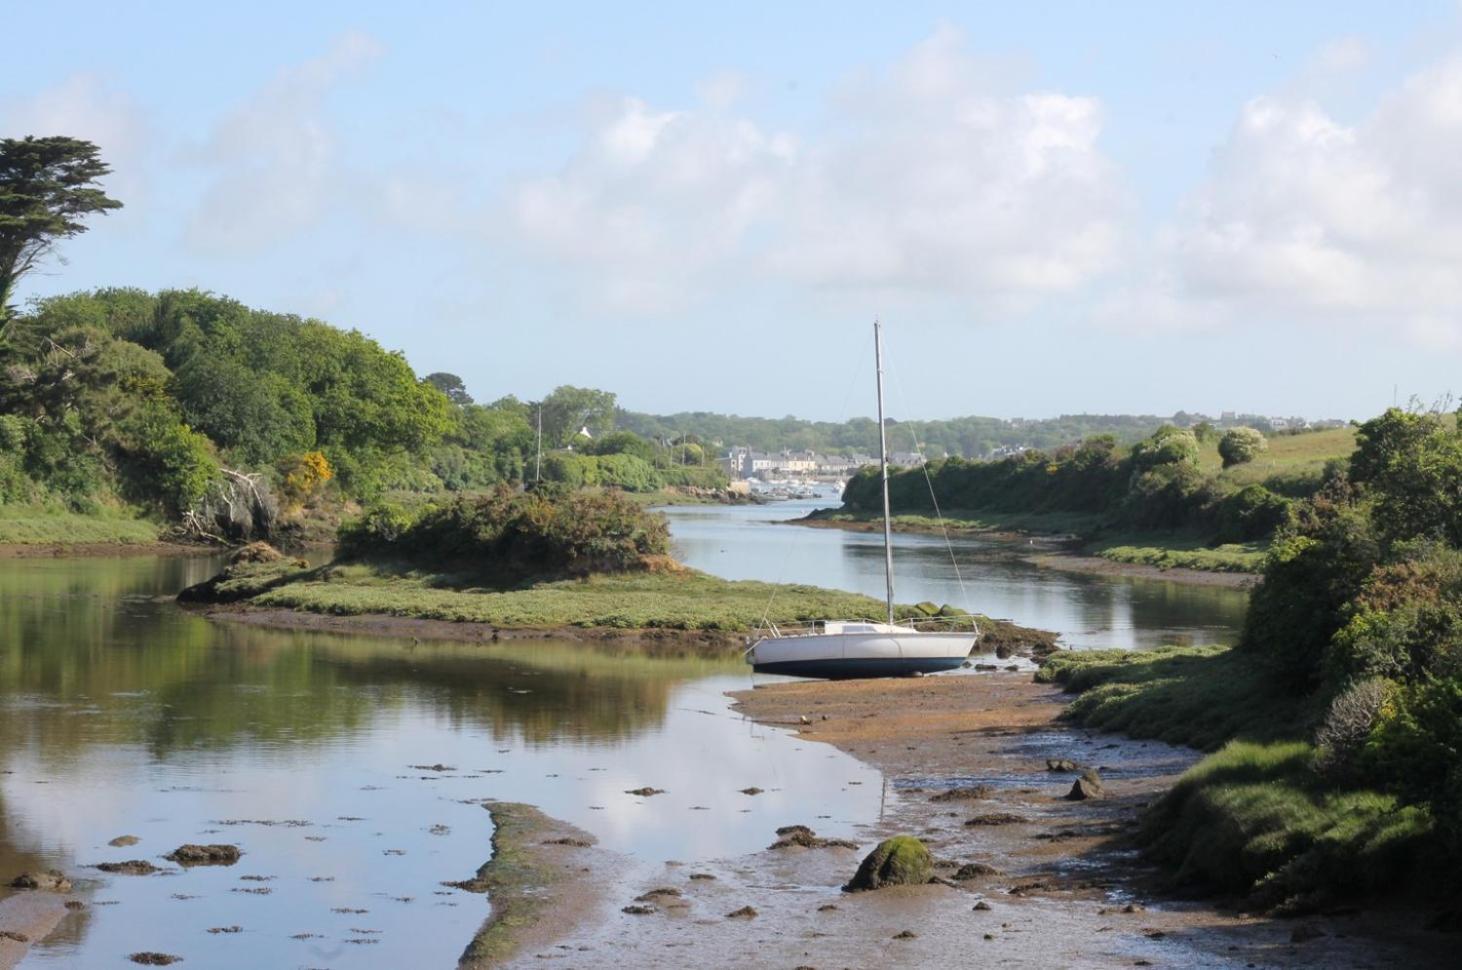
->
[751,656,968,680]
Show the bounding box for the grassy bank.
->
[802,507,1266,575]
[190,557,1050,654]
[0,508,161,546]
[1037,647,1435,910]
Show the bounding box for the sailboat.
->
[744,321,979,679]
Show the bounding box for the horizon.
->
[4,1,1460,421]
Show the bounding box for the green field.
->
[0,509,161,546]
[1200,425,1357,486]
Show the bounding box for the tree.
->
[539,385,617,447]
[0,137,122,326]
[1218,427,1267,468]
[425,372,473,406]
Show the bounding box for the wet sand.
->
[501,673,1447,968]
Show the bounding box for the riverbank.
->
[794,509,1265,585]
[0,508,169,554]
[496,673,1447,967]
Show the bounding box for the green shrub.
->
[1219,427,1267,468]
[338,486,669,581]
[1215,484,1291,543]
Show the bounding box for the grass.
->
[1086,534,1268,573]
[237,560,969,634]
[1199,425,1357,486]
[1038,646,1434,908]
[0,508,160,546]
[804,507,1105,536]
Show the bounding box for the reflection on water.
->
[0,556,881,968]
[663,498,1250,650]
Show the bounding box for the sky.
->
[3,1,1461,422]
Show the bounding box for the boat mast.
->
[874,319,895,626]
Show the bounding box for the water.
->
[0,555,880,968]
[0,507,1247,965]
[663,498,1249,650]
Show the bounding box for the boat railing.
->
[749,613,982,643]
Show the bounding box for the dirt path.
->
[503,673,1447,969]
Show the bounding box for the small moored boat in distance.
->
[745,321,978,679]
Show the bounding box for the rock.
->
[817,904,838,912]
[9,870,71,892]
[842,836,933,892]
[165,844,241,866]
[893,930,917,940]
[128,954,182,966]
[954,863,1002,881]
[624,787,665,797]
[1067,769,1105,801]
[726,906,758,919]
[108,835,141,847]
[973,901,993,911]
[64,901,86,911]
[929,785,992,803]
[1290,924,1325,944]
[542,837,592,848]
[973,664,999,671]
[689,873,716,881]
[1045,759,1080,772]
[207,926,242,934]
[964,813,1026,826]
[97,860,161,875]
[1121,903,1145,914]
[230,541,285,564]
[1004,665,1021,672]
[621,904,656,915]
[635,888,682,902]
[769,825,858,850]
[0,931,30,943]
[739,787,764,796]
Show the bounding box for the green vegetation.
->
[831,423,1356,573]
[0,508,159,546]
[1040,407,1462,913]
[620,408,1332,460]
[0,286,725,545]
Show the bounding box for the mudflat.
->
[498,673,1448,968]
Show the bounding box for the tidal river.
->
[0,504,1247,966]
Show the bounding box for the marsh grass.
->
[0,509,159,545]
[1039,646,1435,905]
[249,562,918,633]
[1085,536,1268,574]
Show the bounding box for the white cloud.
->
[1164,53,1462,341]
[1,74,150,213]
[507,25,1125,314]
[185,30,384,253]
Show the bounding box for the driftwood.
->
[183,468,278,543]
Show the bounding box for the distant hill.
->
[618,409,1347,460]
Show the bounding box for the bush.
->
[1366,677,1462,856]
[1219,427,1267,468]
[1314,678,1394,781]
[1215,484,1291,543]
[338,486,669,580]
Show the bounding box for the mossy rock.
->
[913,601,941,617]
[843,835,932,892]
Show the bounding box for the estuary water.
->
[0,504,1247,966]
[663,497,1250,651]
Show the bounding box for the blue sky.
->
[3,1,1460,421]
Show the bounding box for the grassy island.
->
[183,487,1051,654]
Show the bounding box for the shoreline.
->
[0,539,217,560]
[495,674,1448,967]
[203,604,749,652]
[790,514,1262,589]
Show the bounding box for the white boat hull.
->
[747,626,976,679]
